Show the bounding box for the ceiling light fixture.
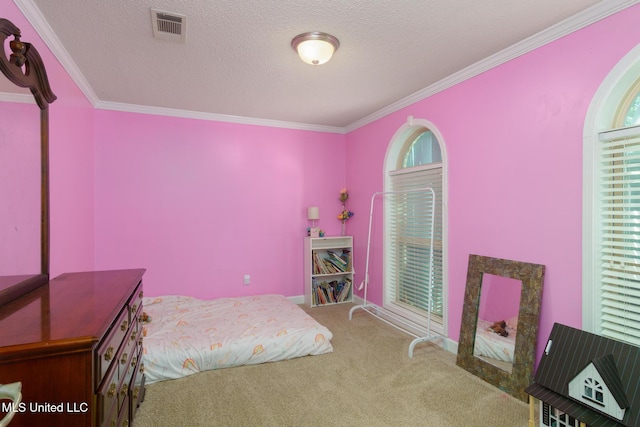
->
[291,32,339,65]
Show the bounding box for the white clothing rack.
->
[348,187,443,358]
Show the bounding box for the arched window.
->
[383,117,447,336]
[584,377,604,404]
[584,44,640,346]
[402,129,442,167]
[616,78,640,126]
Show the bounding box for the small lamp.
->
[308,206,320,237]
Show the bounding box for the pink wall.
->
[49,104,95,276]
[2,0,96,278]
[6,0,640,365]
[346,4,640,361]
[93,111,346,299]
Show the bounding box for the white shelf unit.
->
[304,236,354,307]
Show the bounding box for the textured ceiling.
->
[4,1,636,131]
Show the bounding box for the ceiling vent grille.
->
[151,9,186,42]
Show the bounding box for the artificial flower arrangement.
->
[338,210,354,221]
[337,188,354,222]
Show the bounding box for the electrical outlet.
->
[243,274,250,285]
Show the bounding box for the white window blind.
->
[386,164,443,325]
[598,125,640,345]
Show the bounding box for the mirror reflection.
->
[473,273,522,373]
[0,101,40,276]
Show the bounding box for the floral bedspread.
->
[473,318,516,363]
[141,294,333,383]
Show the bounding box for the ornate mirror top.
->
[0,18,56,110]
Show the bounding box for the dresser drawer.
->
[117,395,131,427]
[128,301,144,351]
[125,320,143,377]
[130,285,143,322]
[96,307,130,388]
[98,348,133,426]
[130,346,146,421]
[97,369,119,427]
[102,405,118,427]
[118,328,136,381]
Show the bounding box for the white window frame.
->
[383,116,448,337]
[547,405,580,427]
[583,43,640,340]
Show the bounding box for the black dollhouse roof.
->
[525,323,640,427]
[591,354,630,410]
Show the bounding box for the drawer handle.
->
[140,363,145,374]
[104,346,114,362]
[120,385,128,397]
[131,356,137,368]
[120,352,128,365]
[133,386,140,400]
[138,291,143,298]
[131,303,138,313]
[107,383,117,398]
[121,320,129,332]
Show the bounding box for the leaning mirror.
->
[0,18,56,305]
[456,254,545,402]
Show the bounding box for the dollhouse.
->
[526,323,640,427]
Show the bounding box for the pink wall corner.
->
[93,110,346,299]
[345,118,402,303]
[2,0,97,277]
[49,105,96,277]
[346,4,640,363]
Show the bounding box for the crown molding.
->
[0,92,35,104]
[14,0,345,134]
[344,0,640,133]
[14,0,640,135]
[95,101,346,134]
[14,0,100,106]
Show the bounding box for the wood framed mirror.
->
[0,18,56,305]
[456,254,544,402]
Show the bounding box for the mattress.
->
[141,294,333,383]
[473,318,516,363]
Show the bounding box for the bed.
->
[473,318,517,364]
[141,294,333,384]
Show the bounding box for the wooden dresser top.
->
[0,269,145,352]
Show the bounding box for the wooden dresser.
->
[0,269,146,427]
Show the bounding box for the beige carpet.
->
[133,302,533,426]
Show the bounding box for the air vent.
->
[151,9,186,42]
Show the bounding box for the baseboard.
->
[288,295,305,305]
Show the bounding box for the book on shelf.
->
[312,249,352,275]
[312,277,352,305]
[337,277,352,302]
[327,250,347,267]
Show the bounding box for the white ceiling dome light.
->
[291,32,340,65]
